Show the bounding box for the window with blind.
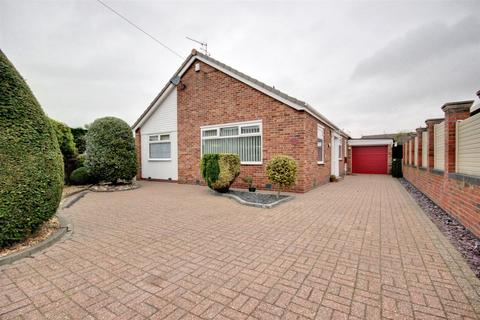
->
[149,133,171,160]
[201,121,262,164]
[317,125,324,164]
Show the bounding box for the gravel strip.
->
[228,190,289,205]
[399,178,480,278]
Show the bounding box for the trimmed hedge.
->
[49,118,77,158]
[70,167,92,185]
[201,153,240,193]
[85,117,137,184]
[71,127,87,154]
[0,50,64,247]
[266,155,297,197]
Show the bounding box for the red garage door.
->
[352,146,388,174]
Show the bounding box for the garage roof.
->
[348,139,394,146]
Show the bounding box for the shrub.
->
[200,153,240,193]
[392,158,403,178]
[242,176,254,188]
[69,167,92,185]
[71,127,88,154]
[0,50,64,247]
[50,118,78,183]
[49,118,77,158]
[266,155,297,198]
[76,153,86,168]
[85,117,137,184]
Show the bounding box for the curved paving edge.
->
[0,214,72,267]
[218,191,294,208]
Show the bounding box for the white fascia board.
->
[133,84,176,131]
[348,139,394,146]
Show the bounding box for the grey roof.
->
[361,133,398,140]
[133,50,348,137]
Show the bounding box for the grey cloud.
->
[352,16,480,79]
[1,0,479,137]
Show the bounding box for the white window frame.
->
[200,120,263,165]
[148,133,172,161]
[317,124,325,164]
[338,137,343,160]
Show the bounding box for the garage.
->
[349,139,393,174]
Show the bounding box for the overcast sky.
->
[1,0,479,137]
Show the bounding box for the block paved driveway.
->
[1,175,480,319]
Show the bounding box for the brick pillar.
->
[415,127,426,168]
[135,128,142,179]
[425,118,443,170]
[441,100,473,173]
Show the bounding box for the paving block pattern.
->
[1,175,479,319]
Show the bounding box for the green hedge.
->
[200,153,240,193]
[85,117,137,184]
[49,118,77,158]
[71,127,88,154]
[69,167,92,185]
[0,50,64,247]
[266,155,297,197]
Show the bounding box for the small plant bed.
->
[399,178,480,278]
[89,182,139,192]
[0,217,60,258]
[223,189,293,208]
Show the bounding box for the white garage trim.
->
[348,139,394,146]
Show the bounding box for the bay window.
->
[201,121,262,164]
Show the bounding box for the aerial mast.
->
[186,37,210,56]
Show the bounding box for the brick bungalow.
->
[132,49,350,192]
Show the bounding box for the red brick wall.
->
[176,60,343,192]
[403,101,479,237]
[403,165,480,237]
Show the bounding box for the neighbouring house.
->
[132,49,350,192]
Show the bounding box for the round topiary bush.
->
[85,117,137,184]
[266,155,297,198]
[200,153,240,193]
[0,50,64,247]
[69,167,92,185]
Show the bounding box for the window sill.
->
[317,161,325,165]
[148,159,172,162]
[241,162,262,165]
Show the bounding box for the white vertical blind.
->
[149,133,171,159]
[317,125,324,163]
[201,121,262,163]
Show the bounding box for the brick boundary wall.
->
[402,100,480,237]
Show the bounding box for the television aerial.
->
[186,37,210,56]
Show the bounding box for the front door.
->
[331,135,340,177]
